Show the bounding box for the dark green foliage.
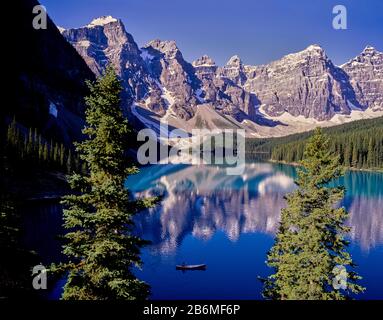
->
[9,0,95,145]
[263,128,364,300]
[53,66,158,300]
[247,117,383,170]
[5,118,80,173]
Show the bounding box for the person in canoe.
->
[176,263,207,271]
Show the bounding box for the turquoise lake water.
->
[125,162,383,299]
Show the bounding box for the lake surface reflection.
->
[126,163,383,299]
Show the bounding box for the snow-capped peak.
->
[340,45,382,68]
[57,26,65,33]
[306,44,322,50]
[362,45,377,54]
[226,55,242,66]
[303,44,325,54]
[282,44,325,62]
[87,16,118,28]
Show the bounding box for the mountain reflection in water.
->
[21,162,383,299]
[126,163,383,254]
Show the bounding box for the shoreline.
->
[268,159,383,173]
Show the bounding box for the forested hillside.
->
[7,0,94,146]
[246,117,383,170]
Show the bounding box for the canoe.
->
[176,264,206,270]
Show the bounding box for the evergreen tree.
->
[27,128,33,157]
[66,150,72,174]
[49,139,54,163]
[344,144,351,167]
[53,66,158,300]
[263,128,364,300]
[367,137,374,168]
[259,117,383,170]
[74,154,80,172]
[38,134,43,163]
[43,143,49,162]
[33,128,38,154]
[59,144,65,168]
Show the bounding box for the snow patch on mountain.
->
[162,88,175,107]
[347,100,362,111]
[77,40,91,48]
[49,102,58,118]
[87,16,117,28]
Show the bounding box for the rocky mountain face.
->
[63,19,202,120]
[62,16,383,136]
[341,46,383,111]
[202,55,259,122]
[62,17,149,104]
[141,39,200,119]
[243,45,361,120]
[7,0,95,145]
[62,17,261,123]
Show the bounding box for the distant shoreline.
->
[268,159,383,173]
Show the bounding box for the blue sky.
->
[40,0,382,66]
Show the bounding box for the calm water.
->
[126,163,383,300]
[22,162,383,299]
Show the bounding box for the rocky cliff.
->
[243,45,361,120]
[341,46,383,111]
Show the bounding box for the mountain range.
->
[60,16,383,138]
[7,4,383,143]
